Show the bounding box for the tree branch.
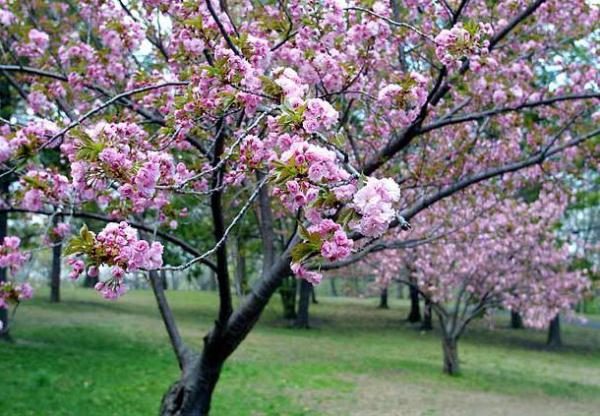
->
[148,269,190,369]
[0,207,217,272]
[419,93,600,134]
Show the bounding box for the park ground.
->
[1,288,600,416]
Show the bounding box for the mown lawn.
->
[1,287,599,415]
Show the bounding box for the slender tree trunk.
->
[0,180,10,341]
[329,277,337,297]
[547,314,562,347]
[279,276,297,319]
[420,298,433,330]
[294,279,311,328]
[378,286,389,309]
[442,335,460,375]
[510,311,524,329]
[160,269,169,290]
[310,285,318,304]
[50,235,62,303]
[407,284,421,322]
[233,237,246,296]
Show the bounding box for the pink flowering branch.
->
[399,127,600,223]
[344,7,436,43]
[0,207,217,272]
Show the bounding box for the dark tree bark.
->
[294,279,311,328]
[160,352,223,416]
[420,298,433,330]
[378,286,389,309]
[233,237,246,296]
[442,335,460,375]
[50,239,62,303]
[0,180,10,341]
[407,283,421,322]
[547,314,562,347]
[49,216,62,303]
[510,311,524,329]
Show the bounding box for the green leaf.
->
[291,242,316,263]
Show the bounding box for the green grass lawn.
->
[1,287,600,416]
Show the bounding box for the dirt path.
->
[304,374,598,416]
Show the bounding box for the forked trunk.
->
[442,335,459,375]
[160,354,222,416]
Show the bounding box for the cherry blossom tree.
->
[410,189,590,374]
[0,0,598,413]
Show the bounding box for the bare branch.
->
[163,176,268,272]
[419,93,600,134]
[148,270,190,369]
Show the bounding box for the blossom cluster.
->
[310,219,354,262]
[302,99,339,133]
[0,236,29,274]
[377,73,428,128]
[0,120,59,164]
[66,222,163,299]
[67,122,193,218]
[273,140,351,211]
[0,281,33,309]
[434,23,493,69]
[18,169,70,211]
[352,177,401,238]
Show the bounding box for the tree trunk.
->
[329,277,338,297]
[310,285,318,304]
[159,354,223,416]
[279,276,297,319]
[510,311,524,329]
[442,335,460,375]
[420,298,433,330]
[50,237,62,303]
[294,279,311,328]
[407,284,421,322]
[547,314,562,347]
[0,180,10,341]
[378,286,389,309]
[160,269,169,291]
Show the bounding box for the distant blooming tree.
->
[410,189,590,374]
[0,0,598,414]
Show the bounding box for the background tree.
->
[0,0,598,414]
